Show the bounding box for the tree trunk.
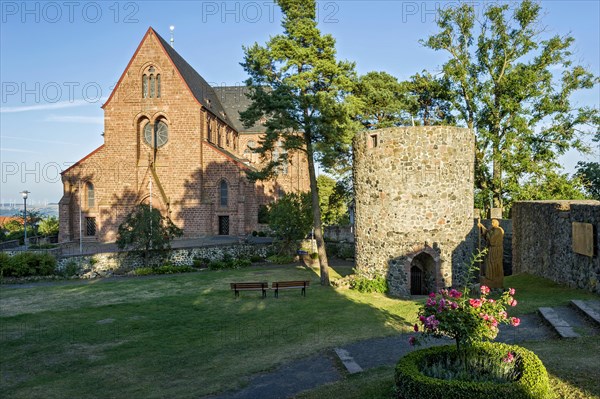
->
[305,140,330,286]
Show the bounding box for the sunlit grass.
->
[1,267,597,398]
[0,263,418,398]
[504,273,599,316]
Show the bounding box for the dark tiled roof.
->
[212,86,267,134]
[153,30,233,127]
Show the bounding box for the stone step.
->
[570,300,600,327]
[538,307,580,338]
[334,348,363,374]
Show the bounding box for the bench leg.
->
[302,287,306,297]
[262,289,266,299]
[275,288,279,299]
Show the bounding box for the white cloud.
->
[0,99,103,113]
[0,135,76,146]
[0,147,40,154]
[45,115,103,124]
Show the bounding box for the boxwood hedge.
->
[395,342,550,399]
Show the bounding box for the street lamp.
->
[21,190,30,249]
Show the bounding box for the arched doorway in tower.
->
[410,252,436,295]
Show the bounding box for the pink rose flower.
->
[510,299,518,307]
[469,299,483,308]
[509,288,516,295]
[480,285,490,295]
[511,317,521,327]
[499,311,508,319]
[449,289,462,298]
[503,352,515,363]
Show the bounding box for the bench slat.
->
[272,280,310,298]
[230,282,268,298]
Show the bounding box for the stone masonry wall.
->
[53,243,270,278]
[512,201,600,294]
[353,126,476,297]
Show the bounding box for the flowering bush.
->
[409,250,519,353]
[410,284,519,351]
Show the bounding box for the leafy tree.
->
[423,0,599,210]
[38,216,59,237]
[240,0,357,285]
[576,161,600,200]
[575,132,600,200]
[405,71,455,126]
[116,204,183,266]
[267,192,312,254]
[508,171,588,205]
[317,175,350,226]
[353,71,409,129]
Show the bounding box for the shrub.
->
[338,245,355,259]
[61,260,80,277]
[266,254,295,264]
[395,342,550,399]
[193,257,210,268]
[410,251,520,352]
[231,258,252,268]
[0,252,57,277]
[134,265,194,275]
[208,257,253,270]
[250,254,263,263]
[257,231,267,237]
[208,260,229,270]
[0,252,10,277]
[28,243,58,249]
[251,230,258,237]
[349,275,388,294]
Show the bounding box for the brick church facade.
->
[59,27,309,243]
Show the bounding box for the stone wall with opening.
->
[353,126,476,297]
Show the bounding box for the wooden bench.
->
[230,282,268,298]
[272,281,310,298]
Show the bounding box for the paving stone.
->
[571,300,600,326]
[539,307,580,338]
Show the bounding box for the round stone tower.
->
[353,126,475,297]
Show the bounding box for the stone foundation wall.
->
[47,244,269,278]
[353,126,476,297]
[512,200,600,294]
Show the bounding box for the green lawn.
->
[297,337,600,399]
[1,266,598,399]
[0,262,418,398]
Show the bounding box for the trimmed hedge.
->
[395,342,550,399]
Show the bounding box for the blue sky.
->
[1,0,599,204]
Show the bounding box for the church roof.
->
[212,86,267,134]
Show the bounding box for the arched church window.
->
[86,182,95,208]
[220,180,228,207]
[149,74,155,98]
[142,75,148,98]
[156,74,161,98]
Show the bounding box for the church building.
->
[59,27,309,243]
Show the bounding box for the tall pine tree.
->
[240,0,356,285]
